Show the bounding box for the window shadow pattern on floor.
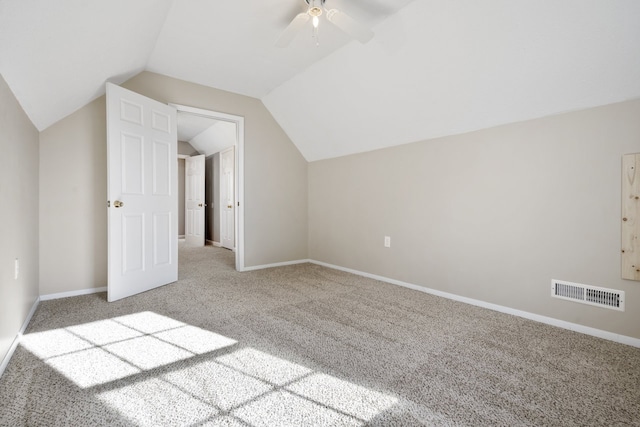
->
[20,311,397,426]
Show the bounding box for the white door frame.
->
[170,104,245,272]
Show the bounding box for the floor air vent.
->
[551,280,624,311]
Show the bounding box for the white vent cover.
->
[551,280,624,311]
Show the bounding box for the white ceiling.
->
[1,0,639,161]
[0,0,173,131]
[265,0,640,160]
[177,112,236,157]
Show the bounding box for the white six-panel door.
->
[185,154,205,247]
[220,147,235,250]
[106,83,178,302]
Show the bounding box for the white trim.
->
[178,235,185,239]
[242,259,311,272]
[0,297,39,378]
[177,154,190,159]
[211,241,222,247]
[309,260,640,348]
[40,287,107,301]
[170,104,245,273]
[236,116,245,271]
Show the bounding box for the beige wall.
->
[39,97,108,295]
[0,74,39,362]
[39,71,308,294]
[178,140,199,156]
[309,99,640,340]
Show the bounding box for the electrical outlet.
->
[384,236,391,248]
[14,258,19,280]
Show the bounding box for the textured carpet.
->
[1,244,639,426]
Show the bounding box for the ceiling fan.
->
[276,0,374,47]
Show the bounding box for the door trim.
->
[170,104,245,272]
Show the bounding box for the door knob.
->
[227,205,233,209]
[198,203,203,207]
[113,200,124,208]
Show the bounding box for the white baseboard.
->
[40,286,107,301]
[0,296,40,378]
[242,259,311,272]
[211,241,222,247]
[309,260,640,348]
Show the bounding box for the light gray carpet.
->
[1,244,639,426]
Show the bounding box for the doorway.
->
[107,84,246,302]
[173,104,245,271]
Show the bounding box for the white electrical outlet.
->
[14,259,19,280]
[384,236,391,248]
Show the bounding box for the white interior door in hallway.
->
[220,146,235,250]
[185,154,205,247]
[106,83,178,302]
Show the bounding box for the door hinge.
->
[107,200,110,208]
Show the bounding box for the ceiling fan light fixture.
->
[306,0,324,43]
[276,0,373,48]
[308,6,322,17]
[307,0,324,11]
[308,0,323,28]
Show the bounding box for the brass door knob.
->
[198,203,203,207]
[113,200,124,208]
[227,205,233,209]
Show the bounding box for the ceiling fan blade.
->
[326,9,374,43]
[276,13,310,48]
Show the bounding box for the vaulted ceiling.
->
[1,0,639,161]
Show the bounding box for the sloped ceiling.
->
[177,112,235,157]
[265,0,640,160]
[1,0,639,161]
[0,0,174,131]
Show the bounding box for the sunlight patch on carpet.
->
[155,325,237,354]
[115,311,186,334]
[21,329,93,359]
[103,335,193,370]
[216,348,312,386]
[233,390,362,427]
[22,311,398,426]
[20,311,238,388]
[45,348,141,388]
[287,373,397,421]
[67,319,144,345]
[98,377,216,426]
[162,360,272,411]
